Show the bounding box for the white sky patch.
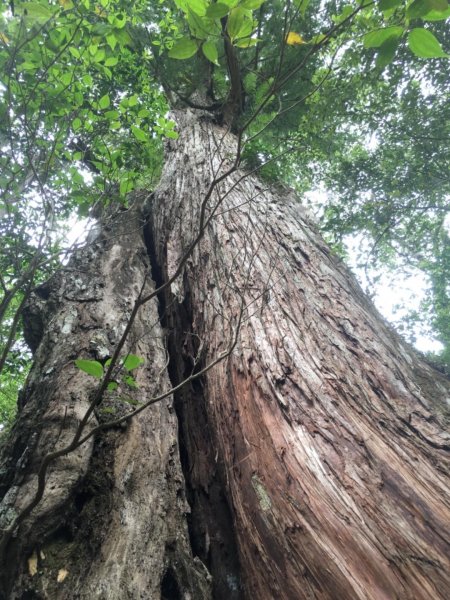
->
[305,190,444,354]
[344,233,443,354]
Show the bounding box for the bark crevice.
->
[144,208,243,600]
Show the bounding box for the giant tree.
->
[0,1,449,598]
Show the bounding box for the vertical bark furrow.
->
[145,207,243,599]
[0,203,211,599]
[152,110,450,599]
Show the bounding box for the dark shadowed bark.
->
[0,109,449,599]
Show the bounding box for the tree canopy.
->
[0,0,449,428]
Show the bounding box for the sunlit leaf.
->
[123,354,144,371]
[131,125,148,142]
[98,94,110,109]
[408,27,448,57]
[104,56,118,67]
[187,0,208,16]
[75,359,104,379]
[235,37,258,47]
[202,40,219,65]
[227,7,245,40]
[241,0,265,8]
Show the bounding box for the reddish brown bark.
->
[151,110,450,599]
[0,109,449,600]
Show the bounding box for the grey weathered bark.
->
[0,109,449,599]
[0,205,211,599]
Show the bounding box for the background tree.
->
[0,0,449,598]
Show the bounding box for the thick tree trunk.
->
[151,110,450,599]
[0,109,449,599]
[0,206,211,599]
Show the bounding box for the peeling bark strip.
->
[0,206,211,599]
[152,110,450,599]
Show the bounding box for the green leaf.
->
[75,359,104,379]
[123,374,138,389]
[187,9,212,39]
[168,37,198,59]
[237,17,253,40]
[429,0,448,9]
[202,40,219,65]
[69,47,80,59]
[20,2,55,20]
[128,95,139,106]
[235,37,258,47]
[423,5,450,19]
[187,0,208,16]
[72,117,82,131]
[376,35,400,68]
[293,0,310,15]
[131,125,148,142]
[241,0,265,8]
[408,28,448,57]
[99,94,110,109]
[378,0,402,10]
[205,3,229,18]
[363,26,403,48]
[104,56,118,67]
[105,110,119,120]
[94,49,106,63]
[227,7,245,40]
[107,381,118,391]
[123,354,144,371]
[407,0,446,18]
[106,34,117,50]
[121,396,140,406]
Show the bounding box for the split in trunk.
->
[0,110,449,599]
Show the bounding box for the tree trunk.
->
[1,109,449,599]
[150,110,450,599]
[0,204,211,599]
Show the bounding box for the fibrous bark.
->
[151,110,450,599]
[0,109,449,600]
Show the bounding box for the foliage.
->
[75,353,144,390]
[0,0,449,426]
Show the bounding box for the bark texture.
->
[0,109,449,600]
[0,205,211,599]
[151,110,450,599]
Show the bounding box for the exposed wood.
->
[0,109,449,599]
[152,110,450,599]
